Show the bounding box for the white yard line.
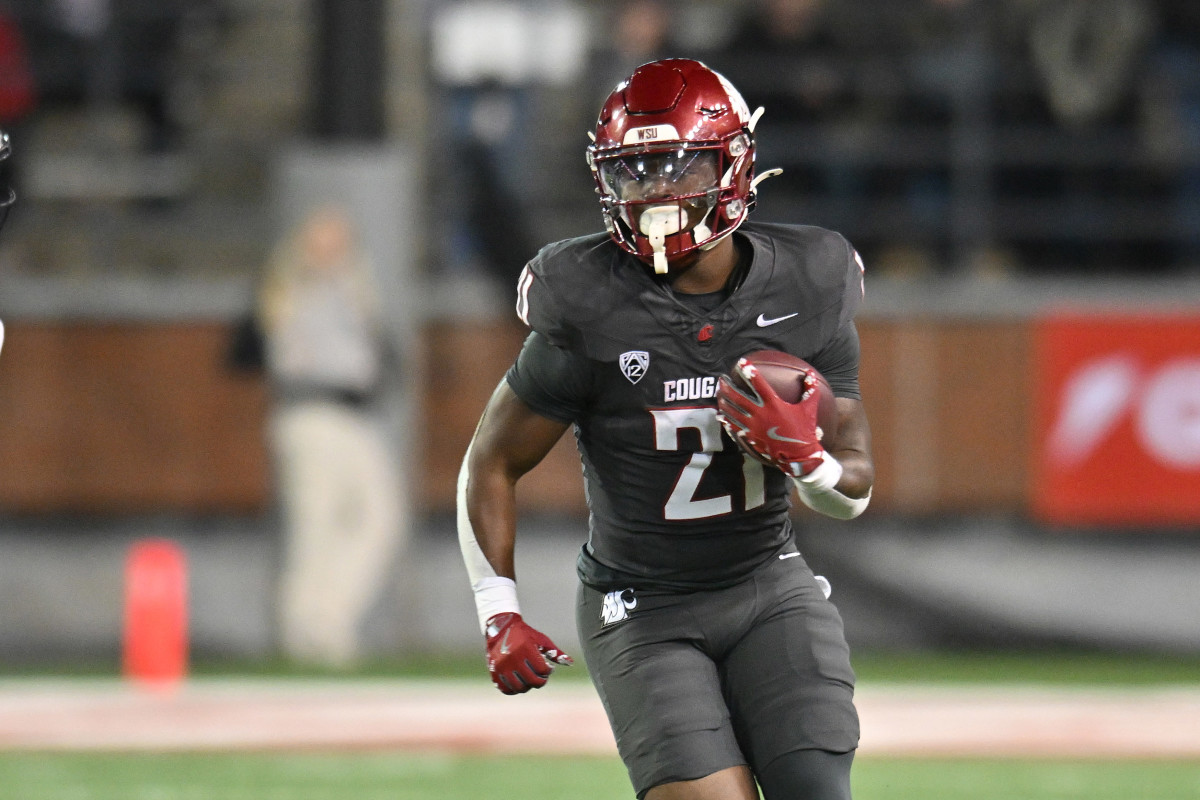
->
[0,679,1198,757]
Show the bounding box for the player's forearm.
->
[458,437,520,575]
[466,474,519,579]
[825,398,873,500]
[457,443,521,631]
[829,448,873,499]
[458,382,571,632]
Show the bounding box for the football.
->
[738,350,839,441]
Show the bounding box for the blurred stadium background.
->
[0,0,1199,796]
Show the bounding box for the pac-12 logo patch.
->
[619,351,650,384]
[601,588,637,625]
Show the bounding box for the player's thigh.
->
[576,583,746,798]
[719,558,859,772]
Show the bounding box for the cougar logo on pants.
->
[601,588,637,625]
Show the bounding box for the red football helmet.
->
[587,59,774,274]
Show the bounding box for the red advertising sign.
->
[1033,314,1200,527]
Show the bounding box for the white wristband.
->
[472,576,520,635]
[796,451,842,491]
[792,453,871,520]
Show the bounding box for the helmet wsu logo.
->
[620,350,649,384]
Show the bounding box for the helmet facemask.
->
[590,133,754,274]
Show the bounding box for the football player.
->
[458,59,873,800]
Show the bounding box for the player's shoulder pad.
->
[745,222,865,327]
[515,232,625,347]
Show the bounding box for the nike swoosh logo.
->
[767,426,807,443]
[499,629,512,655]
[779,553,800,560]
[757,312,798,327]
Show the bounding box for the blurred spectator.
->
[717,0,853,128]
[706,0,882,227]
[995,0,1162,272]
[588,0,675,106]
[14,0,113,113]
[258,205,407,668]
[442,83,538,305]
[427,1,590,307]
[1143,0,1200,269]
[13,0,191,151]
[870,0,995,275]
[111,0,189,151]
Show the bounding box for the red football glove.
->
[484,612,573,695]
[716,357,825,477]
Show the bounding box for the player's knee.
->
[756,748,854,800]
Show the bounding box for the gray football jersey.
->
[510,221,865,590]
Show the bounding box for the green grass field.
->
[177,647,1200,686]
[20,647,1200,687]
[4,649,1199,799]
[2,752,1198,800]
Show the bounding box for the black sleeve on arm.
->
[504,330,592,423]
[810,321,861,400]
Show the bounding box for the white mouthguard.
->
[639,205,687,274]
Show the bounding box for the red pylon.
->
[122,539,188,690]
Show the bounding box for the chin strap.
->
[691,204,717,249]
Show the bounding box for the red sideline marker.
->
[123,539,188,689]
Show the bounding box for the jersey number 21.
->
[650,407,766,520]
